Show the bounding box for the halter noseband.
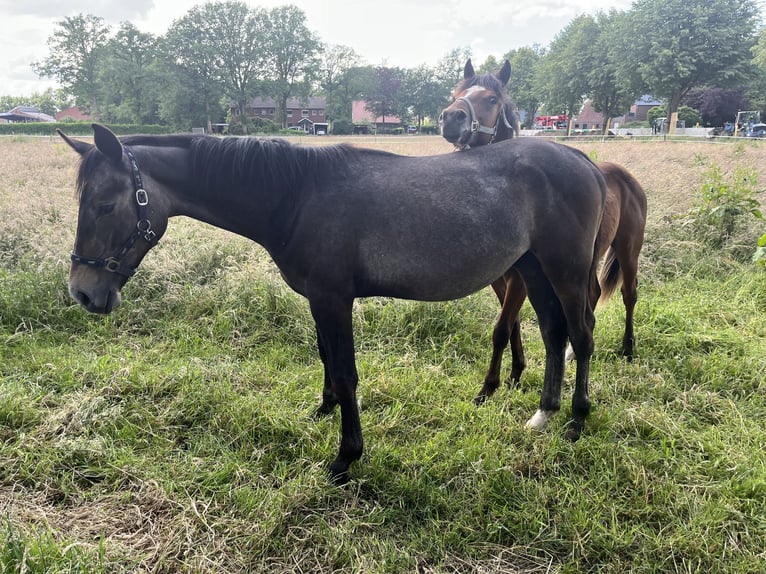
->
[453,94,516,151]
[70,147,159,278]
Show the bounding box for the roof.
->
[247,96,326,109]
[351,101,401,125]
[56,106,91,122]
[0,105,56,123]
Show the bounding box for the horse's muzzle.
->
[440,109,470,145]
[69,283,122,314]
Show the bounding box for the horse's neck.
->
[495,104,518,142]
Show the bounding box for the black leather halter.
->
[70,147,159,278]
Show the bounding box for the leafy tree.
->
[0,89,70,117]
[684,87,749,127]
[504,46,544,128]
[365,66,405,129]
[536,15,597,130]
[99,22,161,124]
[587,11,637,133]
[401,65,446,127]
[622,0,759,122]
[261,5,321,128]
[318,44,364,121]
[162,8,226,131]
[32,14,111,119]
[435,47,473,95]
[748,27,766,117]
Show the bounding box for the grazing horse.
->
[441,60,648,406]
[59,124,606,483]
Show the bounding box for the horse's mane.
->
[76,134,384,200]
[187,136,364,195]
[454,72,507,99]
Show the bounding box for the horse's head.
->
[439,59,519,150]
[59,124,168,314]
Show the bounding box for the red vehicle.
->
[534,114,568,129]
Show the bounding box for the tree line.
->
[5,0,765,133]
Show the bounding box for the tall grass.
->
[1,137,765,573]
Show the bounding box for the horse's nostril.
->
[75,290,91,308]
[456,110,467,121]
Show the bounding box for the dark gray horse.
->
[59,124,605,483]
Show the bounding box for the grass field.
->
[1,133,765,573]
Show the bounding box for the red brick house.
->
[352,101,402,133]
[56,106,92,122]
[240,96,327,133]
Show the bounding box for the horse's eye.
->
[95,203,115,216]
[489,97,498,105]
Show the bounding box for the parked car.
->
[747,123,766,138]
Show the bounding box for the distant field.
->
[1,134,765,573]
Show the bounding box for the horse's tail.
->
[597,245,622,305]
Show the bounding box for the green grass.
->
[1,139,766,572]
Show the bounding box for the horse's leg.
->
[514,254,568,430]
[309,295,362,484]
[618,247,639,361]
[313,327,338,417]
[546,267,598,442]
[475,271,527,405]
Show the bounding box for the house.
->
[56,106,91,122]
[573,100,605,131]
[0,106,56,123]
[613,95,663,125]
[352,101,402,133]
[239,96,327,133]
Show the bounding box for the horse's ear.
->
[463,59,475,80]
[92,123,123,163]
[497,60,512,87]
[56,129,93,157]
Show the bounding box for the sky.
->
[0,0,633,98]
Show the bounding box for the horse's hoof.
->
[473,394,488,407]
[328,460,351,485]
[525,409,555,431]
[565,419,585,441]
[313,401,337,420]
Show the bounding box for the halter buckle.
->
[136,189,149,205]
[470,120,480,133]
[104,257,121,273]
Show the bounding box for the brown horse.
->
[441,59,648,409]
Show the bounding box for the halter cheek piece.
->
[453,95,516,150]
[70,147,159,278]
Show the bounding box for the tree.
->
[365,66,405,130]
[622,0,759,122]
[162,8,226,131]
[33,14,111,120]
[587,11,637,133]
[318,44,364,122]
[536,15,597,131]
[401,65,446,127]
[261,5,321,128]
[503,46,544,128]
[684,87,749,126]
[99,22,161,124]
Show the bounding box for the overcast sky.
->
[1,0,633,98]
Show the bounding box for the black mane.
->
[455,72,507,98]
[76,133,395,200]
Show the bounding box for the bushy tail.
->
[597,246,622,305]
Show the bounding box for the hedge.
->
[0,122,174,137]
